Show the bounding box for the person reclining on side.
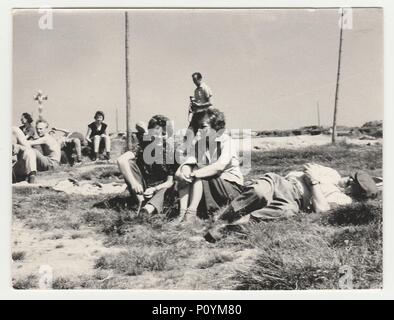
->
[204,163,379,242]
[50,127,83,165]
[12,119,61,183]
[117,115,178,216]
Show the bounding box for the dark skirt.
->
[198,176,243,219]
[147,186,178,215]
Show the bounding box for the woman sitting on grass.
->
[174,108,244,225]
[85,110,111,161]
[19,112,36,140]
[117,115,177,216]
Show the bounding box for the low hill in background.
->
[254,120,382,139]
[108,121,383,142]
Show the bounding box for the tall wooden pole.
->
[116,108,119,133]
[332,8,344,144]
[125,11,132,151]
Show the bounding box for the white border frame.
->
[1,0,393,300]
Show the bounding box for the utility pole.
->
[125,11,132,151]
[116,108,119,133]
[317,101,321,127]
[332,8,344,144]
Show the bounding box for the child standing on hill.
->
[188,72,213,122]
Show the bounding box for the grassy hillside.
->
[12,142,382,290]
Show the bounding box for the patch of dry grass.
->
[12,251,26,261]
[95,247,177,276]
[195,252,234,269]
[52,276,77,289]
[12,274,38,289]
[249,142,382,179]
[230,200,382,290]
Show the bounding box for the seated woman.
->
[117,115,177,216]
[19,112,36,140]
[85,110,111,161]
[174,108,244,224]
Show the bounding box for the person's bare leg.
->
[13,144,37,183]
[102,134,111,152]
[12,127,29,147]
[187,178,203,212]
[101,134,111,159]
[117,153,144,205]
[178,182,190,213]
[117,153,135,187]
[170,182,190,224]
[92,135,101,160]
[93,135,101,153]
[72,138,82,162]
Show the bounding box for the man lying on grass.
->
[204,163,379,242]
[12,119,61,184]
[117,115,178,216]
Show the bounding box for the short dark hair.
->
[22,112,33,124]
[192,72,202,80]
[94,111,105,120]
[350,171,379,200]
[148,114,173,136]
[190,108,226,132]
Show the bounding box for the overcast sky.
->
[13,8,383,133]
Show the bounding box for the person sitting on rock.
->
[85,110,111,161]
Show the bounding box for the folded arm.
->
[154,175,174,191]
[28,136,48,147]
[192,96,213,111]
[117,151,143,194]
[192,139,232,179]
[310,183,331,213]
[303,163,330,213]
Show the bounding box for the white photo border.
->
[1,0,393,300]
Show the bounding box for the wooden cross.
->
[33,90,48,120]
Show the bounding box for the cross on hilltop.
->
[33,90,48,120]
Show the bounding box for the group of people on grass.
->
[13,110,112,183]
[12,72,379,241]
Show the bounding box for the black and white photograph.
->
[9,6,384,291]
